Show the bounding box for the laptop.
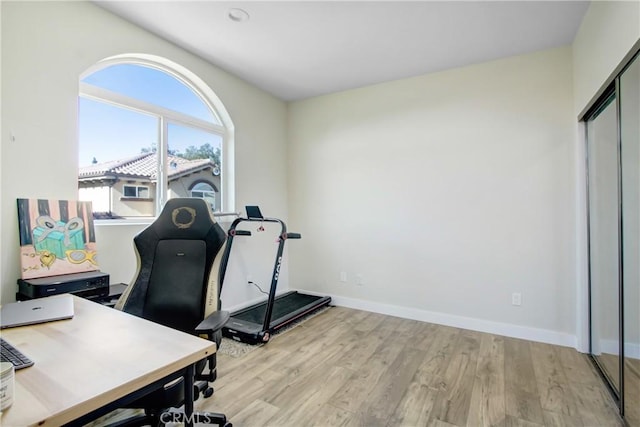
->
[0,294,74,329]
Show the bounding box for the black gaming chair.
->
[113,198,231,427]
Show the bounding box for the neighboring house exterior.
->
[78,152,220,217]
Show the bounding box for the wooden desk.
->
[0,295,216,427]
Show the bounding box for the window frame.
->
[122,185,151,199]
[78,54,235,222]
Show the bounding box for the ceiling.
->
[95,1,590,102]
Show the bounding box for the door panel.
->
[620,53,640,426]
[587,93,621,393]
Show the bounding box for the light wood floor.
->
[594,353,621,392]
[199,307,624,427]
[625,356,640,426]
[594,352,640,427]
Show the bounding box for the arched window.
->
[78,55,233,219]
[190,182,217,211]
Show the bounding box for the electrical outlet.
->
[340,272,347,282]
[512,292,522,306]
[356,274,364,286]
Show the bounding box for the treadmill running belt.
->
[233,293,323,325]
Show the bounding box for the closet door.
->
[620,53,639,425]
[587,92,621,395]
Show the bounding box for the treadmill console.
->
[245,205,264,219]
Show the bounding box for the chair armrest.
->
[195,310,230,334]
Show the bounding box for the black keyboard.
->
[1,337,34,370]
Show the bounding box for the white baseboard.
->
[296,289,578,349]
[223,289,638,356]
[627,343,640,360]
[595,339,640,360]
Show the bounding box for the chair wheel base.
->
[203,387,214,398]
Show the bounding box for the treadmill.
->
[220,206,331,344]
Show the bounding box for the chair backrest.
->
[115,198,227,334]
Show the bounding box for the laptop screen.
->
[0,295,74,329]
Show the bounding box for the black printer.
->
[17,271,110,301]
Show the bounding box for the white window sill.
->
[94,218,155,227]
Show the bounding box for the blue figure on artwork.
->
[32,215,85,260]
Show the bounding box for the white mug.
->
[0,362,15,411]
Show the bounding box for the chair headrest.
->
[150,198,217,239]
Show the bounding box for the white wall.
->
[0,3,4,303]
[288,47,577,345]
[0,1,289,306]
[573,0,640,116]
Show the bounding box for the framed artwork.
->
[17,198,99,279]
